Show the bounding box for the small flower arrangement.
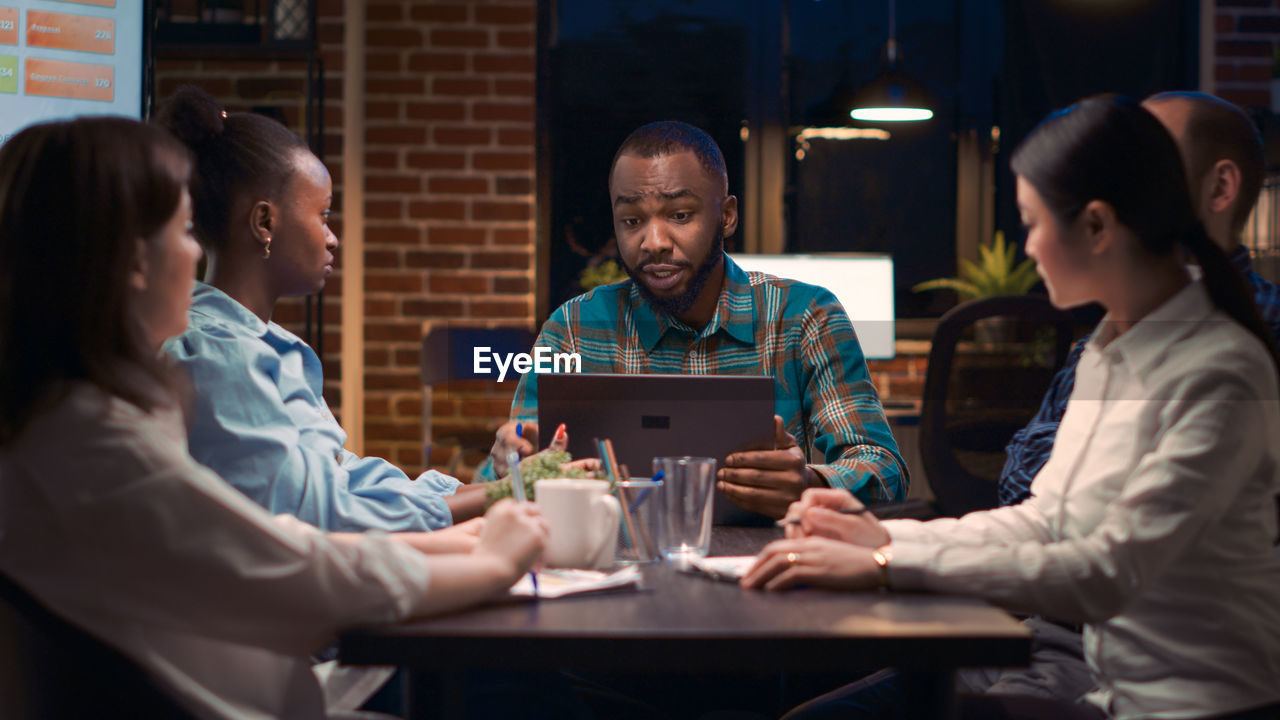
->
[483,449,589,504]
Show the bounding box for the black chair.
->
[0,572,194,719]
[420,323,537,474]
[920,295,1077,518]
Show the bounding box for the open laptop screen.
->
[537,373,775,525]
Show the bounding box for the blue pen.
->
[629,470,663,514]
[506,451,538,597]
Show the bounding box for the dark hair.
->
[1145,91,1264,238]
[0,117,191,441]
[153,85,308,254]
[1011,94,1279,378]
[611,121,729,195]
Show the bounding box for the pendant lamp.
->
[849,0,933,122]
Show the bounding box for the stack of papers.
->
[510,565,642,598]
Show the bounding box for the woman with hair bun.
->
[746,95,1280,719]
[0,116,549,719]
[155,85,488,535]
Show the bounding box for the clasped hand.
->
[741,488,891,592]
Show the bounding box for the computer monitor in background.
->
[1,0,145,146]
[730,253,896,359]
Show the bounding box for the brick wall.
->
[156,0,537,481]
[1215,0,1280,108]
[361,0,536,477]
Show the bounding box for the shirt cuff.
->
[806,464,834,489]
[882,517,933,544]
[879,540,933,591]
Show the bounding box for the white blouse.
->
[0,382,434,719]
[885,281,1280,718]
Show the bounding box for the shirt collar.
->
[1087,279,1214,376]
[191,281,271,338]
[630,254,757,352]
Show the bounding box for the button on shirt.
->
[884,281,1280,718]
[166,283,460,532]
[482,256,907,502]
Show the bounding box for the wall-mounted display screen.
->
[0,0,143,146]
[730,253,896,360]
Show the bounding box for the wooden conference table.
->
[338,527,1030,719]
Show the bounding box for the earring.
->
[263,237,271,260]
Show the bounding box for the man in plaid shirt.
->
[484,121,906,519]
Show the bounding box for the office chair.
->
[0,572,193,719]
[920,294,1077,517]
[420,323,537,475]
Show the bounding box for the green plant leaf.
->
[911,277,982,300]
[959,258,994,293]
[1008,259,1040,294]
[913,229,1038,299]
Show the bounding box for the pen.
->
[775,500,928,526]
[628,470,663,514]
[506,451,538,597]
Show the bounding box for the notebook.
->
[537,373,775,526]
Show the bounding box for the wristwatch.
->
[871,544,893,589]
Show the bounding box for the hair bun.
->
[153,84,225,150]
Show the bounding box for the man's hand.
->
[717,415,824,519]
[489,420,538,477]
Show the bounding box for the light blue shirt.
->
[165,282,459,532]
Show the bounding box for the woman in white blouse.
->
[0,117,552,719]
[745,95,1280,719]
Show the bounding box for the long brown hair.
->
[0,117,191,442]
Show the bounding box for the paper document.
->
[510,565,641,598]
[683,555,756,583]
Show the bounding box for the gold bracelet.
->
[871,545,893,589]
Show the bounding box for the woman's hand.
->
[397,517,485,554]
[562,457,602,477]
[474,499,549,584]
[781,488,891,548]
[489,421,538,477]
[740,536,883,592]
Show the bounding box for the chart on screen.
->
[0,0,142,146]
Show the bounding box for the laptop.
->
[537,373,776,526]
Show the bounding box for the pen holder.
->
[615,479,663,564]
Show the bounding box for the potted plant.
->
[913,231,1040,345]
[912,230,1038,300]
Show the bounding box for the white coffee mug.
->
[535,478,621,570]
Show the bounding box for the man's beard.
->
[620,230,724,318]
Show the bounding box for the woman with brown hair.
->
[0,116,548,719]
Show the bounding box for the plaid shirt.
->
[998,246,1280,506]
[487,255,907,502]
